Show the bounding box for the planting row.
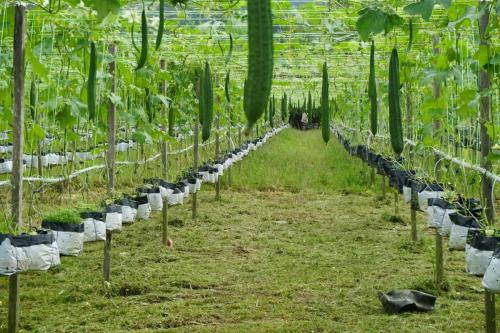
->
[0,126,286,276]
[334,128,500,293]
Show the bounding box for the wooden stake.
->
[103,230,112,282]
[485,290,496,333]
[215,114,220,200]
[477,3,495,332]
[381,175,386,198]
[435,231,444,287]
[160,59,168,180]
[410,186,418,242]
[192,122,199,220]
[227,128,232,187]
[162,198,168,246]
[9,6,25,333]
[107,43,116,198]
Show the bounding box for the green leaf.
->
[56,106,77,129]
[83,0,120,22]
[356,7,388,41]
[30,124,45,142]
[26,47,48,78]
[474,45,489,68]
[404,0,436,21]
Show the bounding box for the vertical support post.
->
[160,59,168,180]
[103,230,112,282]
[238,126,242,173]
[432,34,444,286]
[381,175,386,198]
[227,127,232,187]
[486,290,496,333]
[162,198,168,246]
[9,6,25,333]
[192,122,199,220]
[478,3,495,332]
[107,43,116,197]
[215,114,220,200]
[410,185,418,242]
[435,231,444,286]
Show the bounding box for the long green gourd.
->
[245,0,273,132]
[270,96,275,128]
[407,19,413,52]
[168,105,175,136]
[265,98,269,122]
[281,92,287,122]
[30,78,36,120]
[201,62,213,142]
[368,40,377,135]
[388,48,404,155]
[145,88,153,122]
[308,91,313,124]
[87,41,97,121]
[155,0,165,50]
[136,9,148,70]
[224,70,230,102]
[321,61,330,144]
[198,67,204,126]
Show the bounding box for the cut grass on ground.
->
[0,128,495,332]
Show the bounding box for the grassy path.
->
[0,129,492,332]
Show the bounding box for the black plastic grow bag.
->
[10,230,55,247]
[379,290,437,314]
[41,221,84,232]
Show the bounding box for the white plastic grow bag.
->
[465,244,493,276]
[482,252,500,292]
[105,206,123,232]
[121,205,137,224]
[167,192,184,206]
[216,163,224,175]
[0,160,13,174]
[82,217,106,242]
[438,210,457,236]
[141,192,163,211]
[2,232,60,273]
[0,236,18,275]
[418,190,444,211]
[136,198,151,220]
[116,142,129,152]
[188,182,197,193]
[42,221,84,256]
[449,225,479,250]
[403,186,412,203]
[75,151,93,161]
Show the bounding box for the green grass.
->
[0,128,495,332]
[233,129,371,193]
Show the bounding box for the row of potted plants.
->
[335,130,500,292]
[0,126,287,276]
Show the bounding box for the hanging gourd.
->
[388,48,404,155]
[321,62,330,144]
[200,62,213,142]
[136,8,148,70]
[87,41,97,121]
[368,40,377,136]
[244,0,273,132]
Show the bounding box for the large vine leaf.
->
[404,0,451,20]
[356,7,388,41]
[356,6,403,41]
